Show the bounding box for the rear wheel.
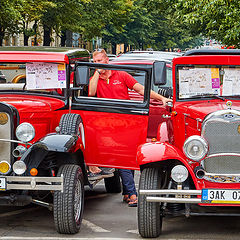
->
[104,170,122,193]
[54,164,84,234]
[138,167,163,238]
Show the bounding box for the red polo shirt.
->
[91,70,138,100]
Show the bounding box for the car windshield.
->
[177,65,240,100]
[0,62,66,95]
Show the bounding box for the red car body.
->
[0,47,167,234]
[137,49,240,238]
[110,59,173,138]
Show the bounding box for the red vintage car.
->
[0,47,168,234]
[0,47,123,234]
[137,49,240,238]
[110,58,173,138]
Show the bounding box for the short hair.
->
[93,48,107,58]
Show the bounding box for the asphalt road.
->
[0,172,240,239]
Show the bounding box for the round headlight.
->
[13,160,27,175]
[171,165,188,183]
[183,135,208,161]
[16,123,35,142]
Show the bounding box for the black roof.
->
[184,49,240,56]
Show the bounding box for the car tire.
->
[54,164,84,234]
[138,167,163,238]
[104,170,122,193]
[59,113,81,135]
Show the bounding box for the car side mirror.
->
[153,61,166,85]
[75,66,89,86]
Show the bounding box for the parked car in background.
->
[116,50,182,63]
[137,49,240,238]
[110,58,173,138]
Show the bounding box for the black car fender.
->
[20,133,78,175]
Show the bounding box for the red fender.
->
[136,142,199,187]
[157,122,168,142]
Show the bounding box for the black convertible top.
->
[184,49,240,56]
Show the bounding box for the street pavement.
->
[0,171,240,239]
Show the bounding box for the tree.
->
[18,0,55,46]
[0,0,23,46]
[172,0,240,47]
[102,0,203,51]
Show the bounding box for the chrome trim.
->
[5,175,63,192]
[206,153,240,158]
[140,189,201,195]
[147,197,201,203]
[202,109,240,127]
[139,189,201,204]
[0,139,32,146]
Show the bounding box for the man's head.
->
[93,49,109,64]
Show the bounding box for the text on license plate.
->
[202,189,240,204]
[0,177,6,191]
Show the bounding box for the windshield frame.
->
[0,61,68,99]
[175,64,240,101]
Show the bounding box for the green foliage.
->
[102,0,203,51]
[173,0,240,47]
[80,0,134,40]
[19,0,55,39]
[0,0,23,36]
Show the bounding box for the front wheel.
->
[54,164,84,234]
[138,167,163,238]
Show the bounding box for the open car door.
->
[71,62,153,170]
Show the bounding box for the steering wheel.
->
[12,74,26,83]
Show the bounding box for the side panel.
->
[77,110,148,170]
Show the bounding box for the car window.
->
[0,63,66,96]
[75,67,148,103]
[177,64,240,100]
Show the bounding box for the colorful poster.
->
[26,63,66,89]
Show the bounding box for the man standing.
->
[88,49,172,207]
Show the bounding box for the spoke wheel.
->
[54,164,84,234]
[138,167,163,238]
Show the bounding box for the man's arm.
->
[133,83,172,106]
[88,71,100,96]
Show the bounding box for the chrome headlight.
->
[183,135,208,161]
[171,165,188,183]
[13,160,27,175]
[16,122,35,142]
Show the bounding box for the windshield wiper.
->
[223,95,240,99]
[189,94,225,101]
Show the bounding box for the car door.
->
[71,63,152,170]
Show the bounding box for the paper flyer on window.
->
[26,62,66,89]
[222,68,240,96]
[179,68,213,97]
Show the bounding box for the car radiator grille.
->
[0,112,11,163]
[202,112,240,174]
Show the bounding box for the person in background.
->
[88,49,172,206]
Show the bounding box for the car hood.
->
[176,100,240,121]
[0,94,65,112]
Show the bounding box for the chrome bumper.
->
[139,189,202,203]
[5,175,63,192]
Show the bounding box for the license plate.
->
[0,177,6,191]
[202,189,240,204]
